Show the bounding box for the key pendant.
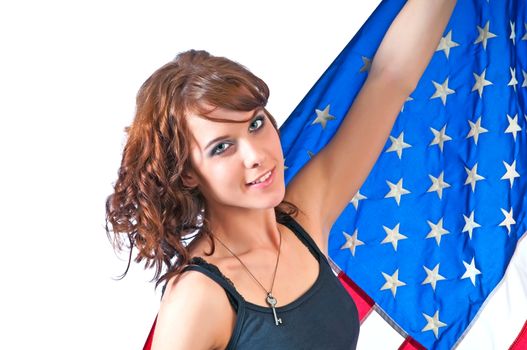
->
[266,292,283,326]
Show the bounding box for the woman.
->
[106,1,457,348]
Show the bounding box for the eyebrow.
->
[203,109,263,151]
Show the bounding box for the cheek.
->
[206,159,240,188]
[269,128,284,158]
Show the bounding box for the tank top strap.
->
[279,213,329,264]
[180,258,247,350]
[181,257,245,312]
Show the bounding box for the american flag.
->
[280,0,527,349]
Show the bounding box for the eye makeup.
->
[209,115,266,156]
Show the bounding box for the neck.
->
[204,204,282,257]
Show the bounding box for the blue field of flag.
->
[279,0,527,348]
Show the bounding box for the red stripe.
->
[337,271,375,322]
[336,270,427,350]
[398,336,426,350]
[143,316,157,350]
[509,320,527,350]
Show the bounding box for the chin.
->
[268,185,287,207]
[250,187,286,209]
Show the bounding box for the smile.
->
[246,167,275,188]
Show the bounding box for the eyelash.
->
[211,115,266,156]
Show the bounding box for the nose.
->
[241,139,265,169]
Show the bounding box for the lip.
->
[246,167,275,189]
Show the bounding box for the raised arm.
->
[285,0,458,251]
[371,0,458,86]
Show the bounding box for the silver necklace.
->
[213,229,283,326]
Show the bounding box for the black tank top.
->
[182,213,360,349]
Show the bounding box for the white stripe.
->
[457,233,527,350]
[357,233,527,349]
[357,309,405,349]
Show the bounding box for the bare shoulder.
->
[151,269,235,350]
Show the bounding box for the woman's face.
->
[184,106,286,212]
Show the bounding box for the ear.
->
[181,168,199,189]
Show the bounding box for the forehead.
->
[188,107,257,125]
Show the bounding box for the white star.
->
[471,69,493,98]
[380,269,406,297]
[381,223,408,251]
[501,160,520,188]
[505,114,522,141]
[401,96,414,112]
[426,218,450,246]
[462,210,481,239]
[510,21,516,45]
[340,229,364,256]
[430,77,455,106]
[522,23,527,41]
[461,257,482,286]
[523,70,527,88]
[429,125,452,152]
[464,163,485,192]
[386,131,412,159]
[284,158,289,170]
[312,105,336,129]
[466,116,488,145]
[359,56,372,73]
[422,310,447,339]
[385,179,411,206]
[422,264,446,291]
[499,207,516,235]
[474,21,497,50]
[436,30,460,59]
[509,67,518,92]
[427,172,451,199]
[350,190,367,210]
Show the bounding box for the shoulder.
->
[151,268,235,350]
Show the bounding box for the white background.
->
[0,1,382,349]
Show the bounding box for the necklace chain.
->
[212,229,282,297]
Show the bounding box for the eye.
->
[210,115,265,157]
[249,115,265,132]
[211,142,231,156]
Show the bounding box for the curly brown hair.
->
[105,50,299,286]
